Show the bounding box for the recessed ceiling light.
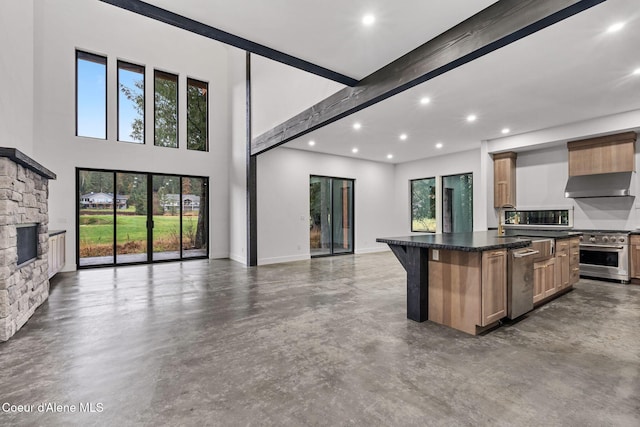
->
[466,114,477,123]
[399,133,408,141]
[362,14,375,26]
[308,140,316,146]
[420,97,431,105]
[501,128,510,134]
[352,148,359,154]
[435,142,443,149]
[387,154,393,159]
[607,22,625,33]
[353,122,362,130]
[633,68,640,76]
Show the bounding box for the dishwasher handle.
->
[513,249,540,258]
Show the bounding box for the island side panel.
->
[428,249,482,335]
[405,245,429,322]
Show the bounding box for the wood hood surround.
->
[567,131,637,176]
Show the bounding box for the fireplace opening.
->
[17,223,38,267]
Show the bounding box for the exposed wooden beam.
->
[98,0,358,87]
[252,0,607,155]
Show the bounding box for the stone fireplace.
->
[0,148,56,341]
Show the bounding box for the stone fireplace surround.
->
[0,148,56,341]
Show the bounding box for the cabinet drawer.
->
[531,239,554,261]
[570,266,580,284]
[569,239,580,250]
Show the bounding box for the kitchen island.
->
[377,232,531,335]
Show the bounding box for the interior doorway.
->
[309,176,354,257]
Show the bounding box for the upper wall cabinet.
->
[493,152,517,208]
[567,132,637,176]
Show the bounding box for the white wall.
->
[486,110,640,230]
[394,149,486,234]
[31,0,231,270]
[250,55,344,138]
[0,0,35,156]
[515,144,638,230]
[256,147,397,265]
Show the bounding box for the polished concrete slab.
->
[1,252,638,426]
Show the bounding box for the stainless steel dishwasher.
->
[507,247,539,319]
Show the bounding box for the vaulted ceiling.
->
[123,0,640,163]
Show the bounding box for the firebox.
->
[17,223,39,267]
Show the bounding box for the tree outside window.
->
[411,177,436,232]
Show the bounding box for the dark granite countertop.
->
[503,229,582,240]
[376,231,531,252]
[49,230,66,236]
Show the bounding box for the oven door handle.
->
[580,244,625,250]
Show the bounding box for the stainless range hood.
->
[564,171,633,198]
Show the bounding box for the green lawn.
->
[412,218,436,233]
[79,214,193,244]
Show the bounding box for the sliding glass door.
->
[442,173,473,233]
[309,176,354,257]
[116,172,147,264]
[152,175,180,261]
[78,168,208,267]
[78,170,115,266]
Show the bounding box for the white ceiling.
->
[143,0,497,79]
[285,0,640,163]
[143,0,640,164]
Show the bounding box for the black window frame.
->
[410,177,437,233]
[186,77,209,152]
[153,69,179,149]
[441,172,474,233]
[75,50,108,140]
[117,60,146,144]
[76,167,209,269]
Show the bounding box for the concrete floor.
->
[1,252,638,426]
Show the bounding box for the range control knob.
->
[619,237,626,243]
[603,236,609,243]
[579,235,584,241]
[589,237,597,243]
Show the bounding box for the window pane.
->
[154,71,178,148]
[504,210,570,226]
[310,176,331,256]
[152,175,180,261]
[181,177,208,258]
[118,61,145,143]
[331,179,353,254]
[116,173,147,264]
[442,173,473,233]
[187,78,208,151]
[78,170,114,266]
[76,51,106,139]
[411,178,436,232]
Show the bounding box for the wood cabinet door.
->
[569,237,580,284]
[47,235,57,278]
[533,261,545,303]
[493,153,516,208]
[554,241,569,291]
[481,249,507,326]
[543,258,556,298]
[630,236,640,279]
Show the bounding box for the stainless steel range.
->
[579,231,630,283]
